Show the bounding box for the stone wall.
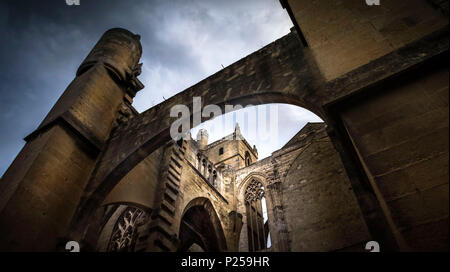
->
[282,128,370,251]
[339,58,449,251]
[235,123,371,252]
[0,125,97,251]
[0,1,447,251]
[286,0,448,80]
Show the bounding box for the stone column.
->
[0,28,143,251]
[266,179,290,252]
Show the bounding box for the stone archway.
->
[65,25,442,252]
[68,30,327,243]
[178,197,227,252]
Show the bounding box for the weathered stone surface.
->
[0,1,448,252]
[0,28,144,251]
[339,56,449,250]
[286,0,448,80]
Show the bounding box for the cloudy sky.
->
[0,0,322,176]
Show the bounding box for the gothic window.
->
[207,164,212,182]
[197,153,202,170]
[244,179,269,251]
[219,147,224,155]
[245,151,251,166]
[212,170,217,187]
[107,207,148,252]
[202,159,207,176]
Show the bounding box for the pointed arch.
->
[178,197,228,252]
[236,172,274,251]
[237,172,268,197]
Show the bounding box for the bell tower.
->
[201,123,258,170]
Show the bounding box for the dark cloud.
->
[0,0,300,175]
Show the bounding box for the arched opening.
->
[66,29,331,247]
[178,198,227,252]
[95,203,151,252]
[244,179,269,252]
[190,104,323,161]
[107,206,147,252]
[75,103,325,250]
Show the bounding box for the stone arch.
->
[178,197,228,252]
[68,30,327,243]
[237,172,269,197]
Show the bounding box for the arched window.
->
[202,159,207,176]
[197,153,202,169]
[107,207,148,252]
[212,170,217,187]
[244,179,269,251]
[219,147,224,155]
[245,151,251,167]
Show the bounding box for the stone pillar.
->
[0,28,143,251]
[266,172,290,252]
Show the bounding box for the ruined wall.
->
[95,138,237,252]
[235,123,370,252]
[286,0,448,80]
[0,1,447,252]
[280,0,449,252]
[282,129,371,251]
[339,59,449,251]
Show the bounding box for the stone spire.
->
[253,144,258,156]
[235,123,242,140]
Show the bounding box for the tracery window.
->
[107,207,148,252]
[244,179,269,251]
